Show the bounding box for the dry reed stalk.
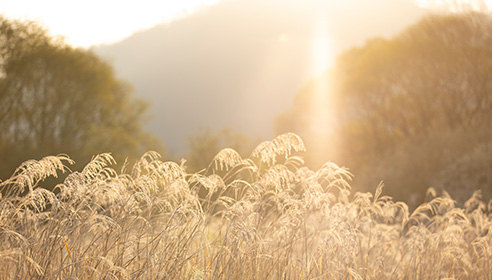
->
[0,133,490,279]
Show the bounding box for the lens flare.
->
[311,17,332,77]
[308,15,337,165]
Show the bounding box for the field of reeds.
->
[1,133,491,279]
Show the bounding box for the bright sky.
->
[0,0,220,47]
[2,0,491,48]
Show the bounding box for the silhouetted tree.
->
[0,16,163,182]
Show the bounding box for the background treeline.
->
[276,12,492,207]
[0,17,163,183]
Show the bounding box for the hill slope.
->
[95,0,424,155]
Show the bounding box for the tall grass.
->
[0,133,491,279]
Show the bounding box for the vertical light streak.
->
[308,14,336,165]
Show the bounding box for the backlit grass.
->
[0,133,490,279]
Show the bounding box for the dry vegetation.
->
[0,133,491,279]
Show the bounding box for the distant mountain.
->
[95,0,425,155]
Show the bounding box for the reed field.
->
[0,133,491,279]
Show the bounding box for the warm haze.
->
[96,0,427,154]
[1,0,492,279]
[2,0,487,154]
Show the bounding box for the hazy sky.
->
[0,0,219,47]
[1,0,490,48]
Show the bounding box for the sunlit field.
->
[1,133,490,279]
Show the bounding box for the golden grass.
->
[0,133,491,279]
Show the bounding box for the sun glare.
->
[310,15,334,124]
[311,18,332,77]
[308,15,336,164]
